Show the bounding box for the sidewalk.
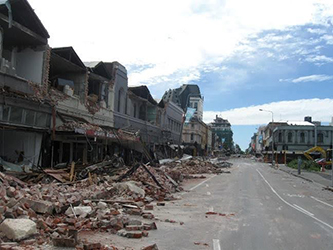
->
[277,164,333,187]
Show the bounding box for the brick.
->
[142,230,149,237]
[84,242,102,250]
[126,231,142,239]
[141,243,159,250]
[143,222,157,230]
[52,237,77,248]
[144,205,154,210]
[125,225,143,231]
[21,198,54,214]
[142,213,154,220]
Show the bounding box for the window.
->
[278,132,282,142]
[191,123,194,129]
[318,133,323,143]
[9,106,23,124]
[191,133,194,140]
[25,109,36,126]
[288,132,293,143]
[194,102,198,111]
[36,112,48,127]
[133,104,137,118]
[300,132,305,143]
[118,89,122,112]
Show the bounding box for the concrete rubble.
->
[0,157,231,249]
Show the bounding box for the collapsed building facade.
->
[0,0,52,169]
[0,0,185,170]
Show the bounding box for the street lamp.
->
[259,109,275,166]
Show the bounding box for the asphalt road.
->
[80,158,333,250]
[145,158,333,250]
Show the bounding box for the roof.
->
[52,47,86,70]
[286,121,315,126]
[128,86,157,105]
[0,0,49,39]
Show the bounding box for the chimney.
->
[304,116,312,123]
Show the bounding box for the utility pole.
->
[331,136,333,186]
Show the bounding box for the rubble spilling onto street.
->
[0,156,232,249]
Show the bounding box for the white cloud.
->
[307,28,326,34]
[279,74,333,83]
[28,0,333,88]
[204,98,333,125]
[321,34,333,45]
[292,74,333,82]
[305,55,333,63]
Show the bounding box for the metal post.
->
[314,125,317,147]
[272,129,274,166]
[298,156,301,175]
[331,138,333,186]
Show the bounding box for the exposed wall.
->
[114,112,161,145]
[15,47,45,84]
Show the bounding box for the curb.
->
[279,168,313,183]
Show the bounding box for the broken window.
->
[9,106,23,124]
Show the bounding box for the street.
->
[93,158,333,250]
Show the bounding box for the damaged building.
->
[49,52,118,167]
[0,0,52,169]
[0,0,185,171]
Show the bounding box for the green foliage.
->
[287,159,321,172]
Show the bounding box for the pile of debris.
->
[0,156,232,249]
[160,157,232,182]
[0,170,164,249]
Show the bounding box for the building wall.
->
[15,46,46,84]
[113,63,128,114]
[161,101,183,144]
[273,125,333,151]
[114,112,161,145]
[189,96,203,120]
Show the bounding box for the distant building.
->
[209,115,233,151]
[162,84,203,120]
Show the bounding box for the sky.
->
[29,0,333,150]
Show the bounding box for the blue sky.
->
[30,0,333,150]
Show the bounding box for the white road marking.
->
[189,175,216,191]
[207,191,211,195]
[293,204,314,216]
[213,239,221,250]
[311,196,333,209]
[256,169,333,231]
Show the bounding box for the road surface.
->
[81,158,333,250]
